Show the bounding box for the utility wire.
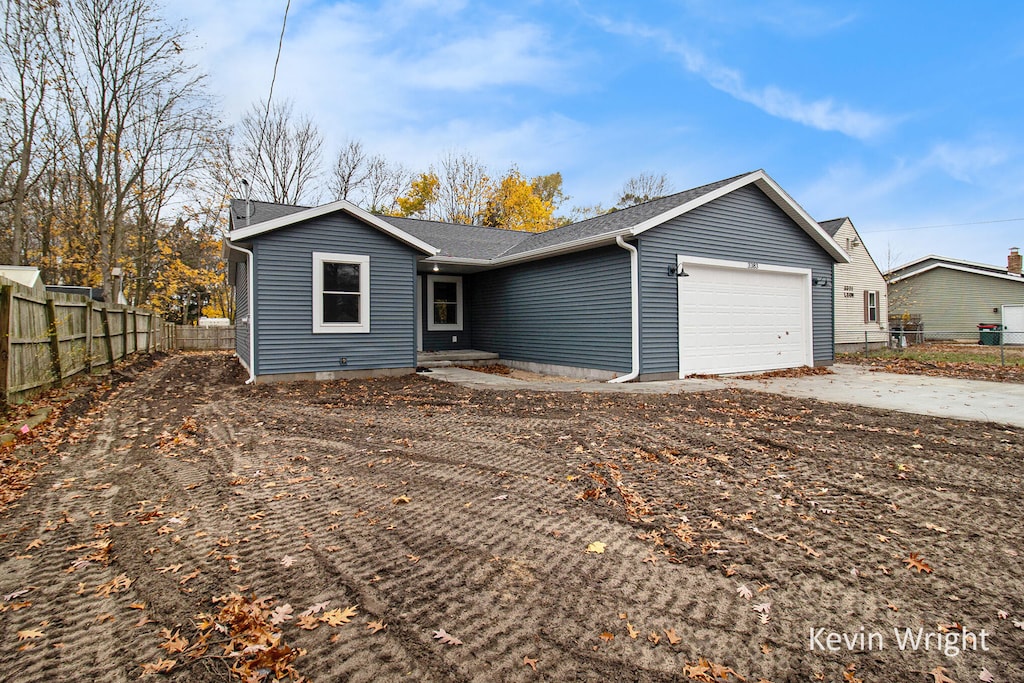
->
[862,217,1024,234]
[246,0,292,205]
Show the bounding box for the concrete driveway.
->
[424,364,1024,428]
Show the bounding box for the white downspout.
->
[226,241,257,384]
[609,235,640,383]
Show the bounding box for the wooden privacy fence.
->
[0,280,165,403]
[163,325,235,351]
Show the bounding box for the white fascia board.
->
[886,253,1007,277]
[887,262,1024,285]
[627,170,850,264]
[228,199,439,256]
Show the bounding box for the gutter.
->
[609,236,640,383]
[225,241,257,384]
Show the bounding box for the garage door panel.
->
[679,259,811,376]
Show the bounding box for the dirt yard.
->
[1,353,1022,683]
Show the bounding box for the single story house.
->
[819,217,888,352]
[224,169,849,383]
[886,249,1024,342]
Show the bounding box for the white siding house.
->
[820,218,888,352]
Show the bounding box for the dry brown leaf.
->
[925,666,957,683]
[321,605,357,626]
[432,628,463,645]
[904,552,933,574]
[296,614,320,630]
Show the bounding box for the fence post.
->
[46,298,63,385]
[85,300,94,374]
[101,306,114,368]
[0,285,10,403]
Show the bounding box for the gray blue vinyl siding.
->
[469,246,631,373]
[234,260,250,366]
[250,214,419,375]
[419,274,472,351]
[637,184,834,375]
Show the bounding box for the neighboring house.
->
[818,217,888,352]
[886,248,1024,341]
[0,266,45,294]
[224,169,850,383]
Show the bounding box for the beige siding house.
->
[886,249,1024,340]
[820,218,888,351]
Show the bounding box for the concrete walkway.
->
[421,364,1024,428]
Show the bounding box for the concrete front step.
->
[417,350,500,368]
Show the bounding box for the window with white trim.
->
[313,252,370,333]
[427,274,463,331]
[865,290,878,323]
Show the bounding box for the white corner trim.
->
[312,252,370,334]
[426,274,463,331]
[230,200,438,256]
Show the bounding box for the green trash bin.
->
[978,324,1002,345]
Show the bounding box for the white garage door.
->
[678,256,813,376]
[1004,304,1024,345]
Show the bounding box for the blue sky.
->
[167,0,1024,270]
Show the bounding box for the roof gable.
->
[228,198,438,256]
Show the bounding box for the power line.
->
[247,0,292,205]
[862,217,1024,234]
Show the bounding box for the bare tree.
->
[51,0,215,301]
[616,172,673,208]
[0,0,57,264]
[362,155,409,215]
[328,138,369,201]
[234,99,323,205]
[435,151,490,224]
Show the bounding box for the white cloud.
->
[593,16,892,140]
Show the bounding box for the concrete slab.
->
[718,364,1024,428]
[420,364,1024,428]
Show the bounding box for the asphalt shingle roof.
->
[229,199,309,228]
[818,217,847,238]
[380,216,530,259]
[227,171,763,262]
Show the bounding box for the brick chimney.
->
[1010,247,1022,275]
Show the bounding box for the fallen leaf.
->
[367,620,386,634]
[523,655,537,671]
[925,666,957,683]
[321,605,357,626]
[140,659,176,675]
[904,553,933,574]
[296,614,320,630]
[268,604,294,625]
[586,541,606,554]
[432,628,463,645]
